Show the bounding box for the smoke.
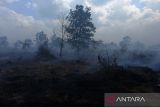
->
[0,34,160,71]
[93,36,160,71]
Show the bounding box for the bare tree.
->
[58,13,67,57]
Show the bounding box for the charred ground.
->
[0,59,159,107]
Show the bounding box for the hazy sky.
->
[0,0,160,45]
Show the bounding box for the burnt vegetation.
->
[0,5,159,107]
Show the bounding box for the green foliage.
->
[66,5,96,52]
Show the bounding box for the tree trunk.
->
[59,21,65,57]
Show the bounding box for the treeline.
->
[0,5,96,57]
[0,5,159,70]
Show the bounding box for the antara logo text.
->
[105,96,146,105]
[116,96,146,103]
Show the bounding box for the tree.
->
[35,31,48,47]
[35,45,54,61]
[0,36,9,48]
[35,31,54,61]
[58,13,67,57]
[14,40,23,49]
[22,39,33,49]
[66,5,96,55]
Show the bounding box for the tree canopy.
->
[66,5,96,54]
